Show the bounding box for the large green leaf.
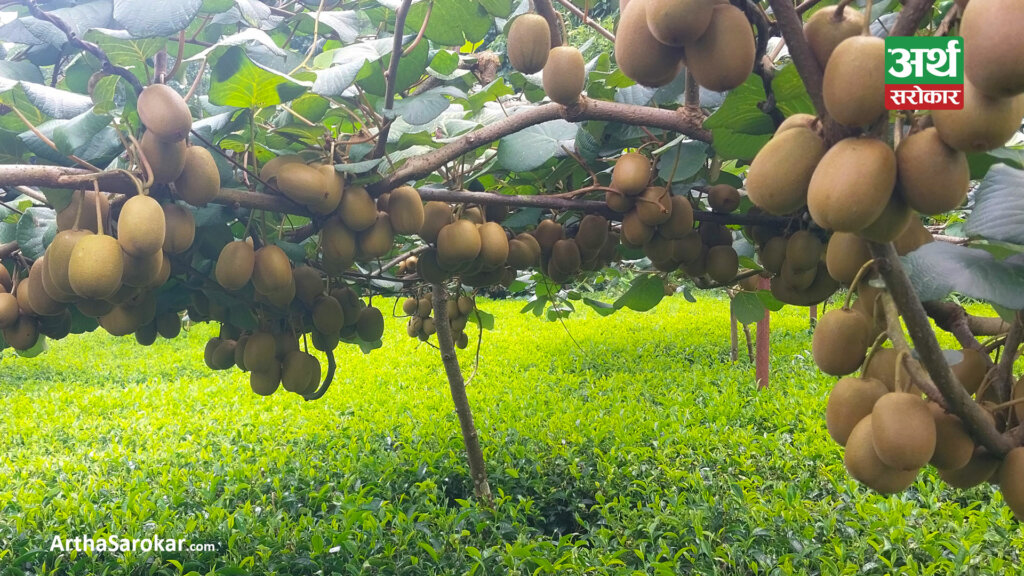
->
[16,82,94,119]
[113,0,202,37]
[771,64,815,117]
[703,75,774,162]
[0,1,113,49]
[312,38,393,96]
[731,291,766,325]
[84,29,167,82]
[657,139,708,183]
[964,164,1024,245]
[903,242,1024,309]
[405,0,493,46]
[496,119,576,172]
[0,61,44,84]
[392,86,464,125]
[209,46,308,108]
[16,207,57,260]
[614,274,665,312]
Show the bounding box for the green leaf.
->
[112,0,202,37]
[359,37,429,97]
[0,61,44,84]
[429,50,460,76]
[405,0,492,46]
[966,147,1024,179]
[315,11,367,43]
[771,64,816,117]
[756,289,785,311]
[209,46,308,108]
[657,140,708,183]
[703,75,774,161]
[903,242,1024,309]
[583,297,617,316]
[312,38,393,96]
[393,87,463,125]
[467,310,495,330]
[16,207,58,260]
[614,275,664,312]
[84,29,167,83]
[964,164,1024,244]
[497,119,576,172]
[731,292,766,325]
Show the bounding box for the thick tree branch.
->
[0,241,19,260]
[534,0,564,46]
[767,0,825,115]
[992,312,1023,403]
[369,98,710,194]
[891,0,938,37]
[371,0,413,159]
[868,241,1014,456]
[924,301,1008,353]
[551,0,615,42]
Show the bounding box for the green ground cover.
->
[0,294,1021,575]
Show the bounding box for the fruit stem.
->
[990,396,1024,411]
[92,180,103,236]
[894,349,911,393]
[71,188,84,231]
[126,132,154,191]
[859,330,890,379]
[862,0,873,36]
[843,258,877,310]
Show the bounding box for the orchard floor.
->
[0,294,1022,575]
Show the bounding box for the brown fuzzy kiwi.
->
[999,447,1024,520]
[250,363,282,396]
[0,266,10,292]
[27,260,64,316]
[321,218,356,274]
[699,222,732,248]
[420,202,454,243]
[244,331,277,373]
[358,212,395,260]
[156,312,181,339]
[803,6,864,69]
[337,185,377,232]
[892,217,934,256]
[135,322,158,346]
[550,239,582,275]
[646,0,714,46]
[542,46,586,106]
[807,138,896,232]
[0,292,18,328]
[938,448,1001,488]
[507,239,536,269]
[961,0,1024,98]
[825,232,871,285]
[746,127,826,215]
[311,329,339,353]
[621,210,655,247]
[417,248,448,283]
[388,186,425,235]
[276,162,328,207]
[40,256,75,304]
[38,309,72,340]
[636,187,673,226]
[45,229,90,297]
[457,296,474,316]
[140,130,187,184]
[615,0,685,87]
[932,80,1024,153]
[68,234,123,300]
[658,196,694,239]
[137,84,192,142]
[826,376,889,446]
[705,245,738,284]
[477,222,509,270]
[252,245,292,295]
[99,302,147,336]
[775,113,818,135]
[233,335,250,370]
[928,403,975,471]
[281,350,313,394]
[759,236,787,274]
[293,265,324,307]
[121,249,164,288]
[785,231,823,273]
[575,215,609,252]
[259,154,303,186]
[708,184,740,214]
[532,220,565,257]
[844,415,919,494]
[117,195,165,257]
[812,308,871,376]
[173,146,220,207]
[679,246,708,277]
[461,207,484,225]
[216,240,255,291]
[862,348,901,392]
[57,190,110,233]
[3,314,39,350]
[684,4,754,91]
[506,13,551,74]
[402,297,418,316]
[605,190,636,213]
[780,258,817,291]
[162,203,195,254]
[822,36,886,127]
[857,192,912,244]
[611,153,652,197]
[262,276,295,309]
[356,306,385,342]
[312,165,344,215]
[895,128,969,215]
[75,298,114,318]
[312,295,344,335]
[516,232,543,264]
[437,220,482,270]
[871,392,937,470]
[950,348,989,395]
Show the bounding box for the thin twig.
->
[371,0,414,159]
[551,0,615,42]
[402,0,433,57]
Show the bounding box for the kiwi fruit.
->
[503,239,531,269]
[75,298,114,318]
[38,309,72,339]
[871,392,937,470]
[215,240,255,291]
[250,363,282,396]
[932,80,1024,153]
[812,308,871,376]
[658,196,694,239]
[311,329,339,353]
[938,448,1001,488]
[477,222,509,270]
[358,212,395,259]
[282,350,320,395]
[417,248,448,283]
[636,187,673,226]
[250,245,290,295]
[844,415,919,494]
[135,322,157,346]
[277,162,329,207]
[822,36,886,127]
[705,245,738,283]
[420,202,454,243]
[516,232,543,264]
[140,130,187,184]
[155,311,181,339]
[44,231,88,301]
[57,189,110,233]
[162,203,195,254]
[321,218,357,274]
[0,292,18,328]
[117,195,165,257]
[781,258,817,291]
[337,185,377,232]
[137,83,192,142]
[895,128,969,215]
[825,232,871,285]
[605,190,636,213]
[746,127,826,215]
[679,246,708,277]
[927,403,975,471]
[2,314,39,350]
[892,217,933,255]
[803,6,864,69]
[387,186,425,235]
[26,260,64,316]
[460,207,484,225]
[437,220,482,270]
[950,348,989,395]
[312,165,344,215]
[774,113,817,135]
[68,234,123,300]
[550,239,582,276]
[807,137,896,232]
[646,0,714,46]
[532,220,565,257]
[402,297,418,316]
[961,0,1024,97]
[356,306,385,342]
[759,236,787,274]
[707,184,740,213]
[260,154,304,186]
[826,376,889,446]
[121,249,164,288]
[506,13,551,74]
[699,222,732,248]
[615,0,685,87]
[1000,447,1024,520]
[99,302,147,336]
[170,146,219,207]
[312,295,344,334]
[263,277,296,309]
[0,267,10,292]
[542,46,586,106]
[684,5,755,92]
[612,153,653,198]
[621,210,655,247]
[857,192,912,244]
[785,231,822,273]
[293,265,324,307]
[243,331,277,373]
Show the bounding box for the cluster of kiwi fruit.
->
[402,291,473,349]
[416,201,521,289]
[615,0,755,91]
[506,13,586,106]
[529,215,620,284]
[750,228,838,306]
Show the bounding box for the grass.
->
[0,294,1021,575]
